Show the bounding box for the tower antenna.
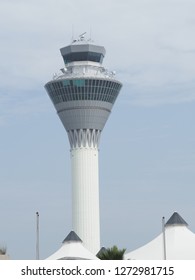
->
[79,32,86,41]
[90,26,92,41]
[71,25,74,42]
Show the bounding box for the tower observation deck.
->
[45,34,122,254]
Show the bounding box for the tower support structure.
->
[45,34,122,253]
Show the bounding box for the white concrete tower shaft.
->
[45,35,122,254]
[68,128,101,254]
[71,145,100,253]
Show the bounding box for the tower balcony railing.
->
[52,66,117,81]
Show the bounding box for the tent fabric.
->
[125,212,195,260]
[46,231,98,260]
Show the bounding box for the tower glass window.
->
[63,52,103,64]
[45,79,122,105]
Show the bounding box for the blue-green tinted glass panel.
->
[73,79,85,86]
[63,80,70,86]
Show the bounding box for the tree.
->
[97,245,126,260]
[0,247,6,255]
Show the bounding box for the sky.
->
[0,0,195,259]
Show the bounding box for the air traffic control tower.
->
[45,33,122,254]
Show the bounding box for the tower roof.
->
[165,212,188,227]
[62,230,82,243]
[60,40,106,64]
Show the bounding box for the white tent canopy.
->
[46,231,98,260]
[125,212,195,260]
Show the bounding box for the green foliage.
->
[97,245,126,260]
[0,247,6,255]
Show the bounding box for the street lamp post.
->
[36,211,39,260]
[162,216,166,260]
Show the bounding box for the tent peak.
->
[165,212,188,227]
[62,231,82,243]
